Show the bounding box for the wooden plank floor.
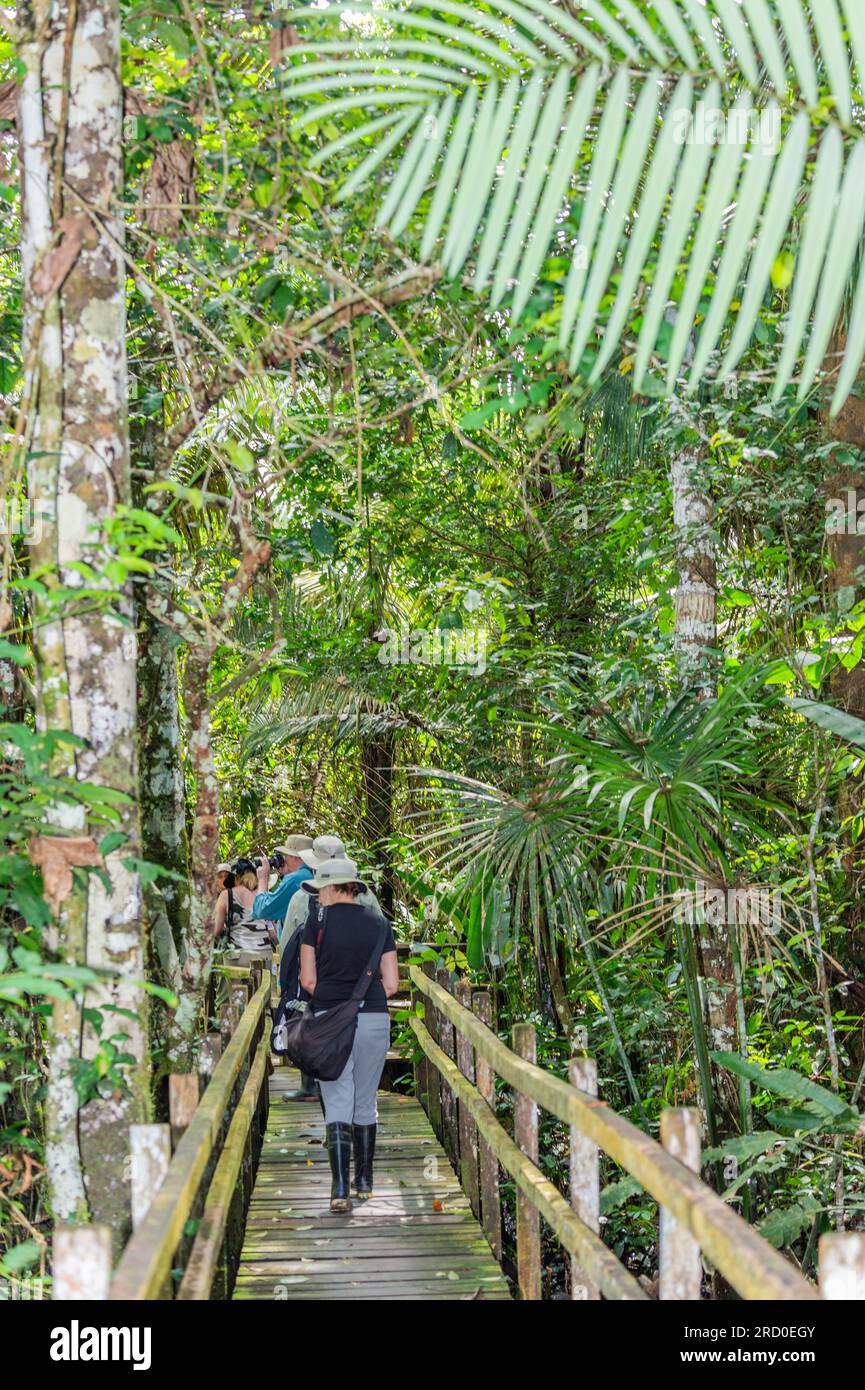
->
[233,1067,512,1301]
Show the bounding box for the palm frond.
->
[241,672,450,755]
[284,0,865,412]
[408,764,647,1116]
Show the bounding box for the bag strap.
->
[314,902,327,957]
[350,920,389,1002]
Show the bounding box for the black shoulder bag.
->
[270,916,389,1080]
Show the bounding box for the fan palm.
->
[413,669,787,1138]
[283,0,865,412]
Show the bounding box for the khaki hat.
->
[298,834,346,869]
[302,857,367,893]
[273,835,314,858]
[217,862,232,874]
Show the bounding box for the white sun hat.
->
[298,834,346,869]
[301,857,367,893]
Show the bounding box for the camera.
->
[253,852,284,872]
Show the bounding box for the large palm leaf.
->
[282,0,865,412]
[409,669,786,1138]
[241,671,449,754]
[409,765,649,1116]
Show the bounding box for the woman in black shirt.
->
[300,859,398,1212]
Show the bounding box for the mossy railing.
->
[52,962,271,1301]
[410,963,863,1303]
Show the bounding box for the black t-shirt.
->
[301,902,396,1013]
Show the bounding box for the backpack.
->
[278,896,318,996]
[272,902,322,1053]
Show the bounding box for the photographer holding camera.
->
[253,835,314,932]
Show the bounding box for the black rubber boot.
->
[326,1122,353,1213]
[283,1072,320,1102]
[352,1124,376,1200]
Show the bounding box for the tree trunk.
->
[134,426,191,953]
[671,446,718,695]
[822,339,865,971]
[670,446,734,1128]
[170,642,221,1068]
[19,0,147,1242]
[139,589,193,1064]
[153,534,270,1068]
[360,728,396,914]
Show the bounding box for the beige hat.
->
[273,834,314,858]
[298,834,346,869]
[302,857,367,893]
[217,862,232,874]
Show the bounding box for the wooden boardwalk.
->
[232,1067,512,1300]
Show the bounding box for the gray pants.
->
[317,1010,390,1125]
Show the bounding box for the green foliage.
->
[285,0,865,411]
[712,1052,861,1132]
[785,697,865,749]
[2,0,865,1290]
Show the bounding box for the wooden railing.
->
[52,962,271,1301]
[48,952,865,1302]
[410,962,865,1302]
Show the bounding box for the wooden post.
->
[568,1056,600,1300]
[820,1232,865,1299]
[199,1031,222,1082]
[230,981,252,1096]
[423,961,443,1140]
[129,1124,172,1230]
[659,1107,703,1300]
[411,959,428,1114]
[257,1047,270,1143]
[455,978,480,1217]
[230,981,249,1014]
[436,967,460,1168]
[204,969,216,1035]
[219,1000,238,1047]
[472,989,501,1261]
[248,962,263,1017]
[169,1073,200,1149]
[53,1225,111,1300]
[513,1021,541,1300]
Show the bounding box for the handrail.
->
[411,1016,648,1300]
[410,964,817,1302]
[110,975,271,1300]
[177,1034,271,1300]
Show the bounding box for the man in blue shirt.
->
[253,835,314,932]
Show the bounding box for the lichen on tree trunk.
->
[671,446,718,696]
[149,534,271,1069]
[19,0,148,1244]
[133,426,192,954]
[670,445,735,1132]
[169,642,220,1070]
